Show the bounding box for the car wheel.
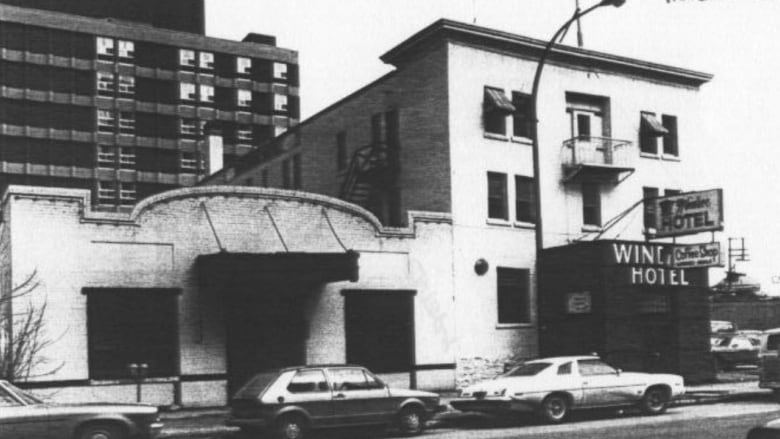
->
[274,414,308,439]
[640,386,670,415]
[76,423,126,439]
[539,394,569,423]
[397,406,426,436]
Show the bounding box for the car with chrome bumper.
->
[450,355,685,423]
[0,379,162,439]
[227,364,445,439]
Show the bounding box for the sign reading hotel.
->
[647,189,723,238]
[609,242,718,286]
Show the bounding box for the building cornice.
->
[0,4,297,63]
[381,19,712,88]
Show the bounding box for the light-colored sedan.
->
[450,355,685,423]
[0,380,162,439]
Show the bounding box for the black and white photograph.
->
[0,1,779,438]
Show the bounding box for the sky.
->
[205,0,780,292]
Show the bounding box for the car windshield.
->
[233,371,280,399]
[4,382,43,404]
[502,362,551,377]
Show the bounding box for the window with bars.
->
[97,180,117,202]
[237,56,252,75]
[237,125,253,143]
[119,147,136,168]
[120,183,136,205]
[118,112,135,133]
[180,118,199,136]
[180,151,198,170]
[273,62,288,80]
[237,89,252,108]
[97,109,115,132]
[96,72,115,97]
[487,172,508,220]
[118,76,135,96]
[497,267,531,324]
[97,145,117,168]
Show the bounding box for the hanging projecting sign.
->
[672,242,722,268]
[646,189,723,238]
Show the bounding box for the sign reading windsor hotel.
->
[609,242,721,286]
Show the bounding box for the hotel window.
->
[483,87,514,136]
[237,125,253,143]
[85,288,178,379]
[179,49,196,68]
[96,37,115,59]
[200,85,215,103]
[336,131,347,171]
[497,267,531,325]
[237,56,252,75]
[643,186,659,232]
[97,145,117,168]
[119,147,136,168]
[180,151,198,171]
[661,115,678,157]
[96,72,115,96]
[118,112,135,133]
[180,118,199,136]
[199,51,214,70]
[274,94,288,112]
[515,175,536,224]
[117,40,134,60]
[237,89,252,108]
[97,180,117,202]
[118,75,135,97]
[180,82,197,101]
[119,183,136,205]
[639,111,667,155]
[97,109,115,132]
[511,92,532,139]
[582,182,601,227]
[487,172,508,220]
[567,93,608,143]
[273,62,288,80]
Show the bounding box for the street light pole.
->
[529,0,625,254]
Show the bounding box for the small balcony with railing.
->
[560,136,636,184]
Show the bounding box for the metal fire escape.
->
[339,141,395,210]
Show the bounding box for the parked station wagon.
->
[227,365,445,439]
[0,379,162,439]
[450,355,685,423]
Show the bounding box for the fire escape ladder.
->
[339,142,390,207]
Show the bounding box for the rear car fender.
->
[643,383,672,397]
[71,416,135,438]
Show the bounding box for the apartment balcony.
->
[561,137,636,184]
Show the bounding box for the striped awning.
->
[484,88,516,113]
[641,113,669,137]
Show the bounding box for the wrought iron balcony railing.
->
[561,136,636,184]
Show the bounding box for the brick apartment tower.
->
[0,2,299,210]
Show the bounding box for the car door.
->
[283,369,334,428]
[327,367,393,426]
[578,359,636,407]
[0,385,50,439]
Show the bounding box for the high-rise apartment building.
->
[0,4,299,209]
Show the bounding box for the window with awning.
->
[639,111,668,154]
[483,86,515,135]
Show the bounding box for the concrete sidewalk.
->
[157,375,773,438]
